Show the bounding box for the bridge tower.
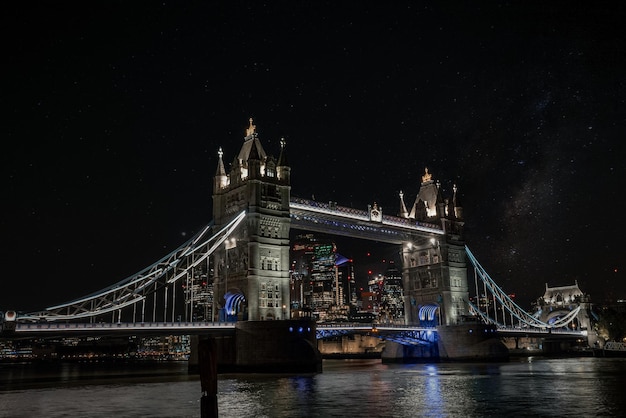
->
[400,169,469,326]
[211,119,292,321]
[532,281,598,346]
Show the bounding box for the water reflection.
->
[2,358,626,417]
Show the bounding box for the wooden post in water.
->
[199,337,218,418]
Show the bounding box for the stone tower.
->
[212,119,291,321]
[399,168,468,326]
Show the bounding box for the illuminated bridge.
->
[1,201,589,346]
[1,120,595,367]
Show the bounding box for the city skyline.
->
[2,1,625,312]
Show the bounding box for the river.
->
[1,357,625,417]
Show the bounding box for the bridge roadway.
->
[316,323,585,344]
[10,321,236,338]
[316,323,438,345]
[8,321,585,342]
[496,326,587,339]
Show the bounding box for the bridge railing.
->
[290,197,442,232]
[316,322,436,331]
[495,325,586,336]
[15,321,236,332]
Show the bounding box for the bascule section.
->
[211,119,292,322]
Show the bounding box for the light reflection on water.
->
[1,357,626,417]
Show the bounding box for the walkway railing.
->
[14,321,236,336]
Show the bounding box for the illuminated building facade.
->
[380,263,404,323]
[290,234,352,321]
[361,263,404,323]
[399,168,468,325]
[532,281,595,333]
[212,119,291,321]
[182,266,213,321]
[211,120,468,326]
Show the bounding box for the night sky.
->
[2,1,625,313]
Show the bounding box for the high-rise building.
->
[182,265,213,321]
[290,234,350,321]
[381,263,404,324]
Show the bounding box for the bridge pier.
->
[381,341,439,363]
[189,334,237,373]
[235,319,321,373]
[190,319,321,374]
[380,323,509,363]
[437,323,509,361]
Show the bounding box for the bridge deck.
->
[12,321,236,337]
[11,321,585,336]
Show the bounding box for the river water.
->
[1,357,625,417]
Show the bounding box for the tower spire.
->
[399,190,409,218]
[277,137,291,183]
[215,147,226,176]
[245,117,256,137]
[277,137,289,166]
[213,147,228,192]
[421,167,432,184]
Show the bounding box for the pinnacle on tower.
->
[277,137,289,166]
[216,147,226,176]
[245,117,257,137]
[399,190,409,218]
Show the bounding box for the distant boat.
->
[595,341,626,357]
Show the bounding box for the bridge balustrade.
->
[16,321,236,332]
[290,197,441,232]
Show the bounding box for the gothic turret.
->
[229,155,241,186]
[398,190,409,218]
[213,147,228,193]
[237,118,267,180]
[277,138,290,183]
[453,184,463,220]
[247,133,262,180]
[211,118,292,322]
[409,168,445,221]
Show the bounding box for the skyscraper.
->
[290,234,350,321]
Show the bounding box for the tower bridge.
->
[210,118,468,328]
[2,119,596,369]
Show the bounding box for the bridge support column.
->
[381,341,439,363]
[235,319,322,373]
[189,334,237,374]
[437,323,509,361]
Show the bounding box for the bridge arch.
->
[223,289,247,322]
[545,309,581,329]
[418,303,441,327]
